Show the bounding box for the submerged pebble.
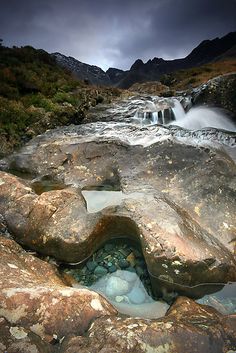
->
[118,259,130,269]
[108,264,117,273]
[106,276,129,297]
[128,286,146,304]
[86,261,98,271]
[61,239,154,299]
[94,265,108,276]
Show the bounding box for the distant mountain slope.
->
[52,32,236,89]
[109,31,236,88]
[53,52,111,86]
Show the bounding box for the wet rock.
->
[108,265,117,273]
[118,259,130,269]
[128,286,146,304]
[126,252,136,267]
[192,73,236,122]
[94,265,108,276]
[104,243,114,252]
[59,297,236,353]
[0,236,117,349]
[105,277,129,297]
[86,260,98,271]
[0,122,236,292]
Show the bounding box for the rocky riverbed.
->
[0,90,236,351]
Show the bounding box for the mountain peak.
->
[130,59,144,71]
[53,31,236,89]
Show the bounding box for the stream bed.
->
[61,238,236,319]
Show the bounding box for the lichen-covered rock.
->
[59,297,236,353]
[0,317,53,353]
[0,236,117,349]
[0,172,103,261]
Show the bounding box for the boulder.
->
[59,297,236,353]
[0,172,103,261]
[0,122,236,292]
[1,235,235,352]
[0,236,117,350]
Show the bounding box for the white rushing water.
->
[132,97,236,132]
[171,100,236,132]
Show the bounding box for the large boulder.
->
[1,236,235,353]
[0,236,117,351]
[59,297,236,353]
[0,123,236,292]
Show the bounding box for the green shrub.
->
[53,91,79,106]
[22,93,55,111]
[187,78,197,85]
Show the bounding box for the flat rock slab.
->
[0,123,236,290]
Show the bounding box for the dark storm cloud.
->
[0,0,235,70]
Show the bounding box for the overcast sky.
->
[0,0,236,70]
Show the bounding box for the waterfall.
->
[172,99,186,121]
[151,111,158,124]
[132,97,236,132]
[171,100,236,132]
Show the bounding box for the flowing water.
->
[171,100,236,131]
[132,97,236,132]
[3,94,236,320]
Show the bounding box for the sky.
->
[0,0,236,71]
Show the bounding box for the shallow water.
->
[61,238,236,319]
[61,239,170,319]
[197,282,236,314]
[89,270,169,319]
[81,190,123,213]
[81,190,151,213]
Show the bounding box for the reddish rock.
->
[0,169,235,293]
[0,237,117,350]
[0,317,53,353]
[1,122,236,291]
[59,297,236,353]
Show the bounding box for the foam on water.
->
[171,100,236,132]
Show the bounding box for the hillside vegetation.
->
[0,44,121,156]
[160,59,236,91]
[128,59,236,95]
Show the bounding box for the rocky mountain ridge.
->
[53,52,111,86]
[53,31,236,88]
